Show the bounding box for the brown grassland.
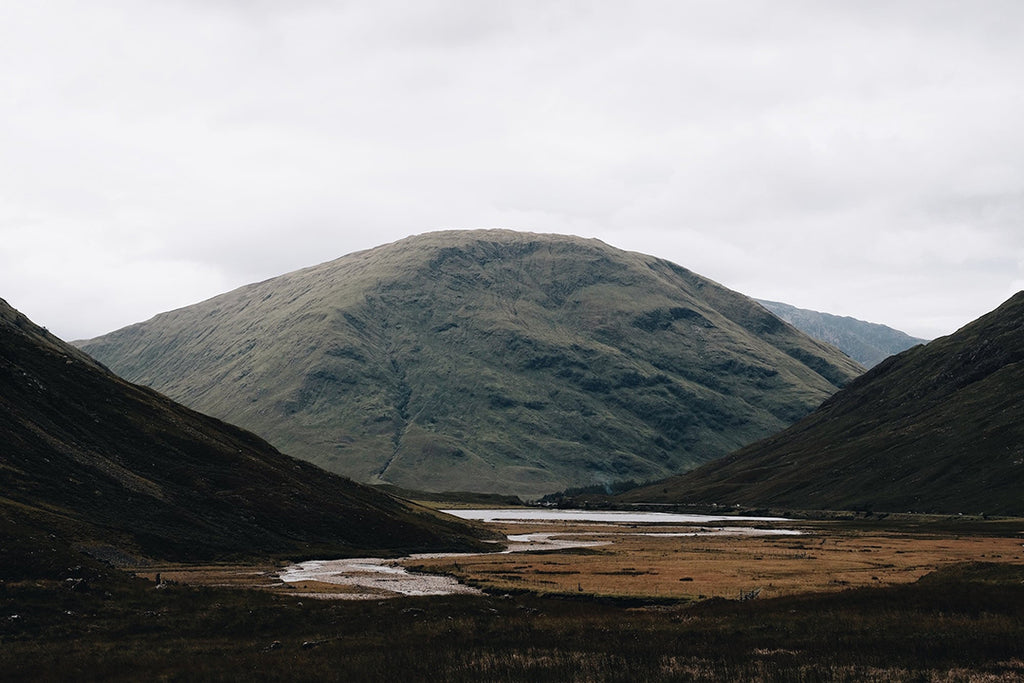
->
[142,515,1024,603]
[4,514,1023,681]
[404,517,1024,601]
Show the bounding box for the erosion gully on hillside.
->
[77,230,864,497]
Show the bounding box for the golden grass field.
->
[404,518,1024,601]
[18,514,1023,681]
[138,516,1024,603]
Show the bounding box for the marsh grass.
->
[404,519,1024,601]
[2,562,1023,681]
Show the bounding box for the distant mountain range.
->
[0,297,489,580]
[756,299,927,367]
[78,230,862,496]
[621,291,1024,516]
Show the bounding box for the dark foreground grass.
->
[2,562,1023,681]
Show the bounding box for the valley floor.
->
[3,514,1023,681]
[407,515,1024,601]
[137,513,1024,603]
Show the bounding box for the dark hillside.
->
[621,291,1024,515]
[0,298,490,580]
[79,230,863,496]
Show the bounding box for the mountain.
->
[0,297,491,580]
[756,299,927,367]
[620,292,1024,515]
[78,230,863,497]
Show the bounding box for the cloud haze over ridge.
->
[2,0,1022,341]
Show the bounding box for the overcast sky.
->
[2,1,1022,342]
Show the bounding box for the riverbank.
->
[4,560,1023,681]
[133,511,1024,605]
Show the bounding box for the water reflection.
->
[278,509,799,599]
[441,508,792,524]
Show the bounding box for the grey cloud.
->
[1,1,1021,341]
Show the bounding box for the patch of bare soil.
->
[136,565,282,589]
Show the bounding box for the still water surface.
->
[279,509,797,599]
[441,508,791,524]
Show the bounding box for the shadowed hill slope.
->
[756,299,927,367]
[0,298,491,580]
[79,230,863,496]
[621,292,1024,515]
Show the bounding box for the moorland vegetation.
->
[78,230,862,496]
[622,291,1024,516]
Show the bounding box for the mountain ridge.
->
[0,297,491,580]
[78,230,864,496]
[756,299,927,367]
[619,291,1024,515]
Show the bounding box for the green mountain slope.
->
[0,298,490,580]
[756,299,927,367]
[620,291,1024,515]
[78,230,863,497]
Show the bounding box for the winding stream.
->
[278,509,797,599]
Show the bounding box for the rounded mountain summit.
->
[79,230,863,496]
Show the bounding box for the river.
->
[278,509,798,599]
[441,508,792,524]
